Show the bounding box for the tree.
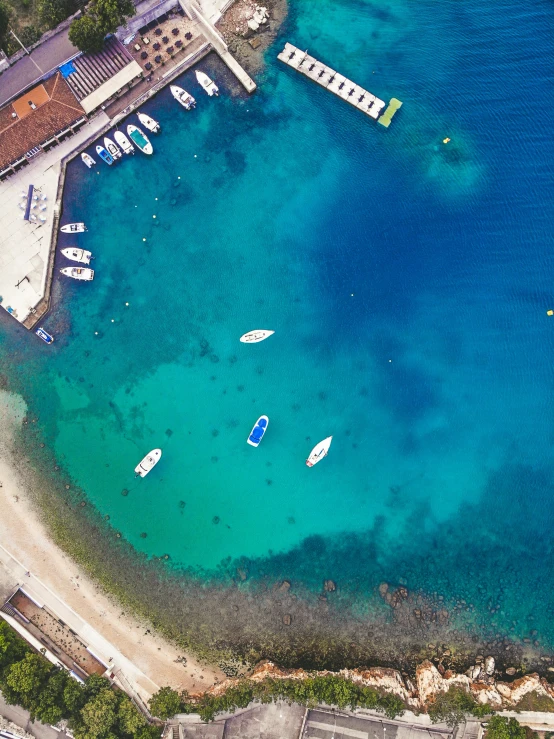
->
[117,695,147,735]
[486,717,527,739]
[0,1,10,49]
[78,688,118,739]
[64,677,87,716]
[5,653,52,698]
[68,14,105,53]
[148,686,183,719]
[88,0,134,33]
[37,0,75,29]
[428,686,477,727]
[0,621,29,669]
[32,669,70,724]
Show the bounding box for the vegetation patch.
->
[428,685,494,727]
[513,690,554,713]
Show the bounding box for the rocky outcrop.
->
[204,659,554,712]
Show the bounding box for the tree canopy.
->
[0,1,10,49]
[486,717,527,739]
[428,685,494,727]
[37,0,76,30]
[68,0,135,53]
[148,686,184,720]
[68,14,106,53]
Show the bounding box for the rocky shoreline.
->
[205,658,554,712]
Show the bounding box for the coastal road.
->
[0,693,69,739]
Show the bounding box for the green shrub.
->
[148,686,185,720]
[485,716,527,739]
[18,24,41,45]
[428,685,479,727]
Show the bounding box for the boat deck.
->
[277,42,402,127]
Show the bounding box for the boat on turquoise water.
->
[114,130,134,154]
[35,327,54,344]
[135,448,162,477]
[196,70,218,96]
[127,125,153,155]
[104,137,122,160]
[60,222,87,233]
[247,415,269,447]
[138,112,160,133]
[306,436,332,467]
[240,329,275,344]
[60,267,94,281]
[170,85,196,109]
[61,247,92,264]
[81,152,95,169]
[96,145,113,165]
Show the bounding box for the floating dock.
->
[277,43,402,128]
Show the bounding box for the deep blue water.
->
[1,0,554,651]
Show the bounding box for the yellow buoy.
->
[547,309,553,316]
[443,137,451,144]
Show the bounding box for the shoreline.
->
[0,388,222,696]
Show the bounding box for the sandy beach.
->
[0,388,221,697]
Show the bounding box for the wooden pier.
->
[277,43,402,127]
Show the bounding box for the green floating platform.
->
[378,98,403,128]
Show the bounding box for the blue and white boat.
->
[36,327,54,344]
[96,145,113,165]
[247,415,269,447]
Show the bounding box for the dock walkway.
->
[277,42,402,127]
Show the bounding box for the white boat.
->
[170,85,196,110]
[195,70,218,96]
[240,330,275,344]
[135,448,162,477]
[247,416,268,447]
[60,267,94,281]
[60,223,87,233]
[61,247,93,264]
[114,130,134,154]
[138,112,161,133]
[104,137,122,160]
[127,125,154,155]
[81,152,95,168]
[306,436,332,467]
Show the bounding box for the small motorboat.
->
[135,448,162,477]
[104,137,122,160]
[36,327,54,344]
[61,247,93,264]
[60,267,94,281]
[196,70,218,96]
[96,145,113,166]
[138,112,161,133]
[306,436,333,467]
[127,125,153,155]
[247,415,269,447]
[170,85,196,110]
[240,330,275,344]
[60,222,87,233]
[81,152,95,169]
[114,130,134,154]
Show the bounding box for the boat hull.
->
[96,145,113,165]
[60,223,87,233]
[240,330,275,343]
[127,125,153,155]
[114,131,134,154]
[61,247,92,264]
[196,70,219,96]
[138,112,160,133]
[247,415,269,447]
[170,85,196,109]
[60,267,94,281]
[135,448,162,477]
[306,436,333,467]
[81,153,95,168]
[104,137,122,160]
[36,328,54,344]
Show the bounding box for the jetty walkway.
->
[277,42,402,128]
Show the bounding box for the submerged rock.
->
[485,656,495,675]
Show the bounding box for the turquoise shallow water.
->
[2,0,554,654]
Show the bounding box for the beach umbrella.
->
[155,55,162,63]
[40,194,47,201]
[141,51,148,59]
[145,62,153,70]
[175,39,183,48]
[40,205,47,211]
[172,27,179,35]
[155,27,162,35]
[153,42,160,50]
[185,31,192,40]
[166,45,174,53]
[162,35,169,43]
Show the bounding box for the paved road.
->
[0,29,78,106]
[0,693,68,739]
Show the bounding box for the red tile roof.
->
[0,73,85,171]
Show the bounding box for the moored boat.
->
[36,327,54,344]
[135,448,162,477]
[60,267,94,281]
[306,436,333,467]
[104,137,122,160]
[127,125,153,155]
[114,130,134,154]
[138,112,161,133]
[170,85,196,110]
[61,247,93,264]
[96,145,113,165]
[195,70,218,96]
[60,222,87,233]
[240,330,275,344]
[247,415,269,447]
[81,152,95,169]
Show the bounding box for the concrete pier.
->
[277,42,401,126]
